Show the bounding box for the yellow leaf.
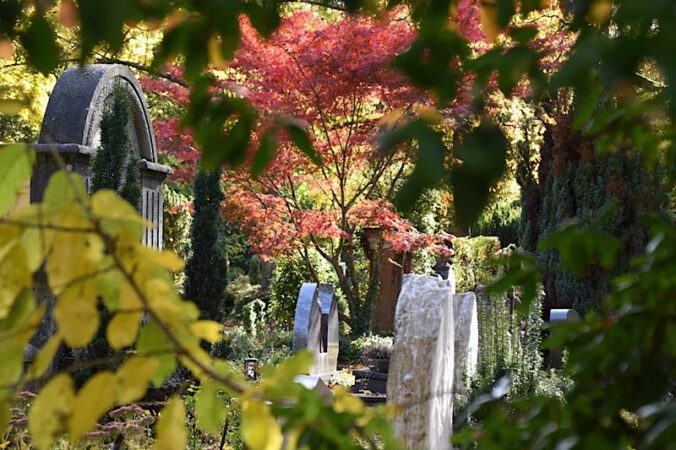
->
[195,379,227,435]
[68,371,116,443]
[479,1,502,41]
[241,400,283,450]
[0,39,13,59]
[588,0,612,25]
[190,320,223,343]
[59,0,79,28]
[107,311,142,350]
[28,374,75,450]
[27,332,62,380]
[0,338,23,387]
[116,356,160,404]
[208,34,228,68]
[91,189,147,238]
[139,247,184,272]
[0,145,34,216]
[153,397,186,450]
[43,171,87,205]
[54,283,99,348]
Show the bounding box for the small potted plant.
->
[358,334,393,373]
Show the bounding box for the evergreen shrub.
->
[452,236,501,293]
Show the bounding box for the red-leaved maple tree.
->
[141,1,569,328]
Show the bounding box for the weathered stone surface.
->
[291,283,339,380]
[453,292,479,399]
[32,64,172,250]
[39,65,157,162]
[387,275,455,450]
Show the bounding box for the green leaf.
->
[451,123,507,227]
[137,319,176,386]
[20,15,61,74]
[251,127,278,177]
[195,379,227,435]
[283,119,321,166]
[395,123,447,211]
[153,397,187,450]
[0,144,34,216]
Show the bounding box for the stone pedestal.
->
[387,275,455,450]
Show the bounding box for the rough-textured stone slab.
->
[453,292,479,399]
[387,275,455,450]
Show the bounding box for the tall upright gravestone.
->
[24,64,172,354]
[292,283,339,381]
[387,274,455,450]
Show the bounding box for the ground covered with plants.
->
[0,0,675,449]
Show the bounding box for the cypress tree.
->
[90,85,141,210]
[518,108,665,314]
[79,85,142,380]
[184,167,228,322]
[248,254,262,285]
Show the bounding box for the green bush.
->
[248,254,262,285]
[351,333,393,359]
[471,200,521,247]
[210,325,292,367]
[468,289,571,407]
[452,236,502,293]
[184,167,228,322]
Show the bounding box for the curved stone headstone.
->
[387,274,455,450]
[292,283,339,380]
[30,64,171,249]
[453,292,479,399]
[39,64,157,162]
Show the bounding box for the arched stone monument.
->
[31,64,171,249]
[292,283,339,380]
[10,65,173,377]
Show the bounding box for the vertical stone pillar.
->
[387,275,455,450]
[453,292,479,400]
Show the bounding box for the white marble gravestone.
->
[292,283,339,381]
[453,292,479,399]
[387,275,455,450]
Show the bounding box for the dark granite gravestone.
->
[291,283,339,381]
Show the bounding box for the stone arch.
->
[38,64,157,162]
